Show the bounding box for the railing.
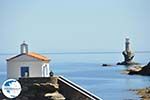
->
[58,75,102,100]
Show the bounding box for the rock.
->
[127,66,142,75]
[38,83,58,93]
[102,64,112,67]
[121,51,134,64]
[138,62,150,75]
[16,77,64,100]
[17,96,29,100]
[22,86,28,91]
[117,61,139,66]
[135,87,150,100]
[127,62,150,76]
[44,91,65,100]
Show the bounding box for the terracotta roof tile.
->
[27,52,50,61]
[7,52,50,62]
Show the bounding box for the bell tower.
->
[20,41,28,54]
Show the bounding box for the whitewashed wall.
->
[7,55,49,79]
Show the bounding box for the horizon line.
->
[0,51,150,55]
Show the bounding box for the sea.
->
[0,52,150,100]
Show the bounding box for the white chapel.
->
[6,42,51,79]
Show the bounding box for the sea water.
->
[0,52,150,100]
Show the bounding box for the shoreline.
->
[131,87,150,100]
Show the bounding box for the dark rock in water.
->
[138,62,150,75]
[102,64,113,67]
[128,70,139,75]
[117,61,139,66]
[128,62,150,76]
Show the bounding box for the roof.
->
[7,52,50,62]
[28,52,50,61]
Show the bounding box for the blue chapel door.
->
[21,67,29,77]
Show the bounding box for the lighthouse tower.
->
[117,38,138,65]
[121,38,134,65]
[125,38,130,52]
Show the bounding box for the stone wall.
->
[18,76,65,100]
[0,76,101,100]
[19,77,58,85]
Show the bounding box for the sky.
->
[0,0,150,53]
